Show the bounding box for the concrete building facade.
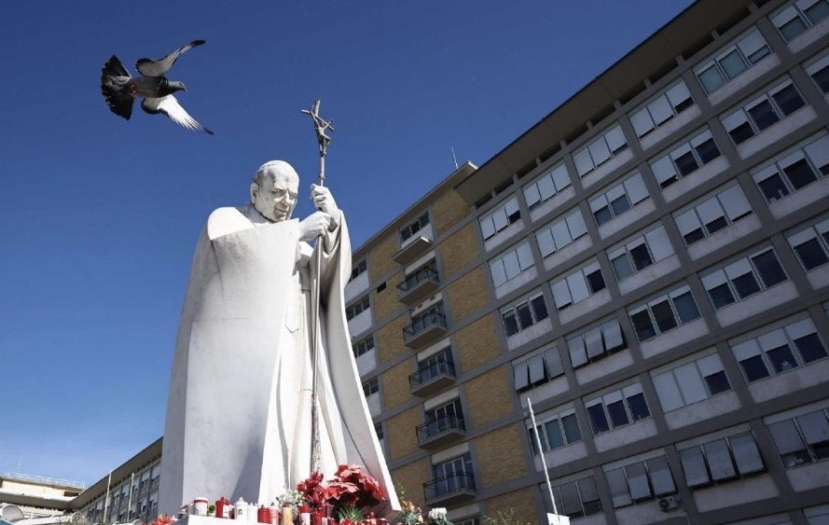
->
[344,0,829,523]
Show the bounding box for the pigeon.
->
[100,39,213,134]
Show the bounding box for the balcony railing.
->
[423,471,476,504]
[409,358,456,396]
[403,311,448,349]
[398,267,440,306]
[416,414,466,448]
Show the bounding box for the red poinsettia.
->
[151,515,176,525]
[297,465,387,513]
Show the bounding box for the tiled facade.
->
[346,0,829,522]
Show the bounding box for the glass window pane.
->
[695,138,721,164]
[752,250,787,287]
[705,371,731,395]
[610,194,631,216]
[698,64,725,93]
[587,403,610,434]
[627,392,650,421]
[516,302,533,329]
[797,411,829,445]
[757,172,790,202]
[748,99,780,131]
[794,238,829,270]
[674,150,699,176]
[545,420,565,449]
[794,333,828,363]
[585,269,606,294]
[612,253,634,280]
[531,295,549,322]
[720,49,748,78]
[652,300,678,333]
[594,206,612,226]
[784,158,818,190]
[607,400,630,428]
[631,309,656,341]
[502,310,519,336]
[772,84,805,115]
[769,419,806,455]
[804,0,829,23]
[732,271,761,299]
[804,135,829,175]
[562,413,582,443]
[673,291,700,323]
[741,354,771,382]
[767,344,799,373]
[630,243,654,270]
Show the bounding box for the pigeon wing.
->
[142,95,213,135]
[100,55,134,120]
[136,39,205,77]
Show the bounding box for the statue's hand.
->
[311,184,340,230]
[299,211,333,241]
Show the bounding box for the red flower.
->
[297,465,387,513]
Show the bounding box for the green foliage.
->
[336,505,365,521]
[483,509,531,525]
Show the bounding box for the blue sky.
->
[0,0,692,485]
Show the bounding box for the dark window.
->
[772,85,805,115]
[741,355,771,382]
[732,272,761,299]
[730,122,756,144]
[562,414,582,443]
[705,371,731,395]
[684,228,706,245]
[720,49,747,78]
[812,64,829,94]
[628,393,650,421]
[610,195,631,216]
[674,151,699,176]
[794,333,828,363]
[588,404,610,434]
[752,250,787,287]
[586,270,606,294]
[675,97,694,113]
[632,310,656,341]
[805,1,829,23]
[748,100,779,131]
[794,239,829,270]
[594,207,612,226]
[531,295,549,322]
[767,344,798,373]
[503,311,519,337]
[758,173,790,202]
[516,302,533,329]
[784,159,818,190]
[651,300,678,332]
[705,216,728,235]
[630,243,653,270]
[607,400,630,428]
[695,138,721,164]
[709,283,736,308]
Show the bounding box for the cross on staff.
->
[302,98,335,475]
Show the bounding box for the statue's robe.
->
[160,205,398,515]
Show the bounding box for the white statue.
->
[160,160,399,515]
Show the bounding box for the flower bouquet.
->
[296,464,387,522]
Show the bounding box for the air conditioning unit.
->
[658,495,681,511]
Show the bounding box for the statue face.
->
[251,164,299,222]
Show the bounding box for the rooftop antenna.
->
[451,147,459,170]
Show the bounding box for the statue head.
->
[250,160,300,223]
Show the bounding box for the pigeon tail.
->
[100,55,134,120]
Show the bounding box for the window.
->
[605,455,677,507]
[523,162,572,210]
[608,225,674,280]
[585,383,651,435]
[722,78,807,146]
[535,208,588,257]
[546,476,603,518]
[573,124,628,177]
[629,284,700,342]
[528,408,583,454]
[346,295,370,321]
[768,407,829,468]
[679,432,765,487]
[652,352,731,412]
[788,217,829,271]
[694,28,771,94]
[480,196,521,240]
[731,317,828,382]
[362,378,378,397]
[424,398,465,435]
[501,293,549,337]
[430,453,475,498]
[374,422,384,441]
[352,335,374,358]
[408,302,446,336]
[771,0,829,42]
[567,318,627,369]
[350,259,367,281]
[701,248,787,310]
[806,51,829,95]
[551,260,607,310]
[400,212,430,242]
[490,241,534,288]
[513,347,564,392]
[629,81,695,138]
[674,184,753,245]
[649,128,721,189]
[752,133,829,203]
[589,172,650,227]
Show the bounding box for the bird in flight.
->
[100,39,213,134]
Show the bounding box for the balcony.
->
[416,414,467,449]
[409,358,456,397]
[398,267,440,306]
[393,235,433,266]
[423,471,476,505]
[403,311,448,350]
